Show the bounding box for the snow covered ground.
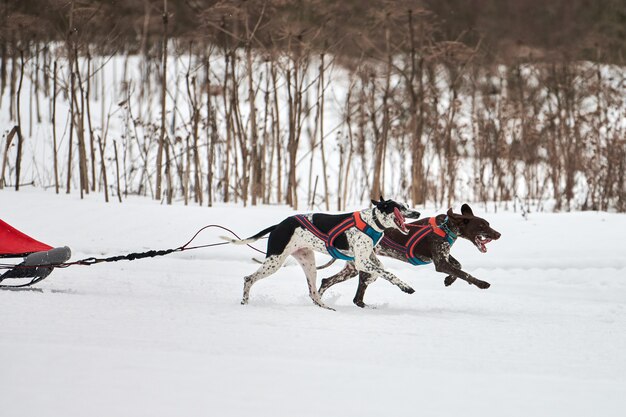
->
[1,190,625,417]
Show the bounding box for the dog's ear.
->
[371,199,378,206]
[379,195,385,203]
[461,204,474,217]
[447,208,468,224]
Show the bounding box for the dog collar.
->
[429,216,457,243]
[371,208,387,231]
[440,216,458,240]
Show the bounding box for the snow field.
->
[1,190,625,417]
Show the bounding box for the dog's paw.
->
[402,286,415,294]
[475,280,491,289]
[354,301,376,309]
[444,275,457,286]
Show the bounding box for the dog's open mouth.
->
[393,207,409,234]
[474,235,492,253]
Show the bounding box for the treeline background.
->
[6,0,626,61]
[1,0,625,212]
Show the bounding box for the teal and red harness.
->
[294,212,383,261]
[382,217,457,265]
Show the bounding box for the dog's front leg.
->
[443,255,462,287]
[431,243,490,289]
[354,254,415,296]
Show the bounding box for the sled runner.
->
[0,219,71,288]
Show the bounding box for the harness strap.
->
[353,211,384,246]
[327,216,357,247]
[438,217,458,241]
[294,212,383,261]
[428,217,446,237]
[295,215,328,242]
[406,224,434,265]
[382,217,457,266]
[380,236,405,252]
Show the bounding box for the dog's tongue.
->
[393,207,408,233]
[476,237,491,253]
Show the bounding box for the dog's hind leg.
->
[318,261,359,297]
[353,271,375,308]
[242,254,289,305]
[292,249,334,310]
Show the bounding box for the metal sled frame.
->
[0,246,72,289]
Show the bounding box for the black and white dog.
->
[224,198,421,309]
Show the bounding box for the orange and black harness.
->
[294,212,384,261]
[382,217,457,265]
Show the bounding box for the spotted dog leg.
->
[364,254,414,293]
[291,248,334,310]
[318,261,359,297]
[352,255,415,307]
[242,253,289,305]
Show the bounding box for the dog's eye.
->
[463,219,470,224]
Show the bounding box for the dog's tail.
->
[316,258,336,270]
[220,224,277,245]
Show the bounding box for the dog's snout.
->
[405,210,421,219]
[493,230,501,239]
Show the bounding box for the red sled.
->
[0,219,71,288]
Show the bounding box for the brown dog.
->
[318,204,501,307]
